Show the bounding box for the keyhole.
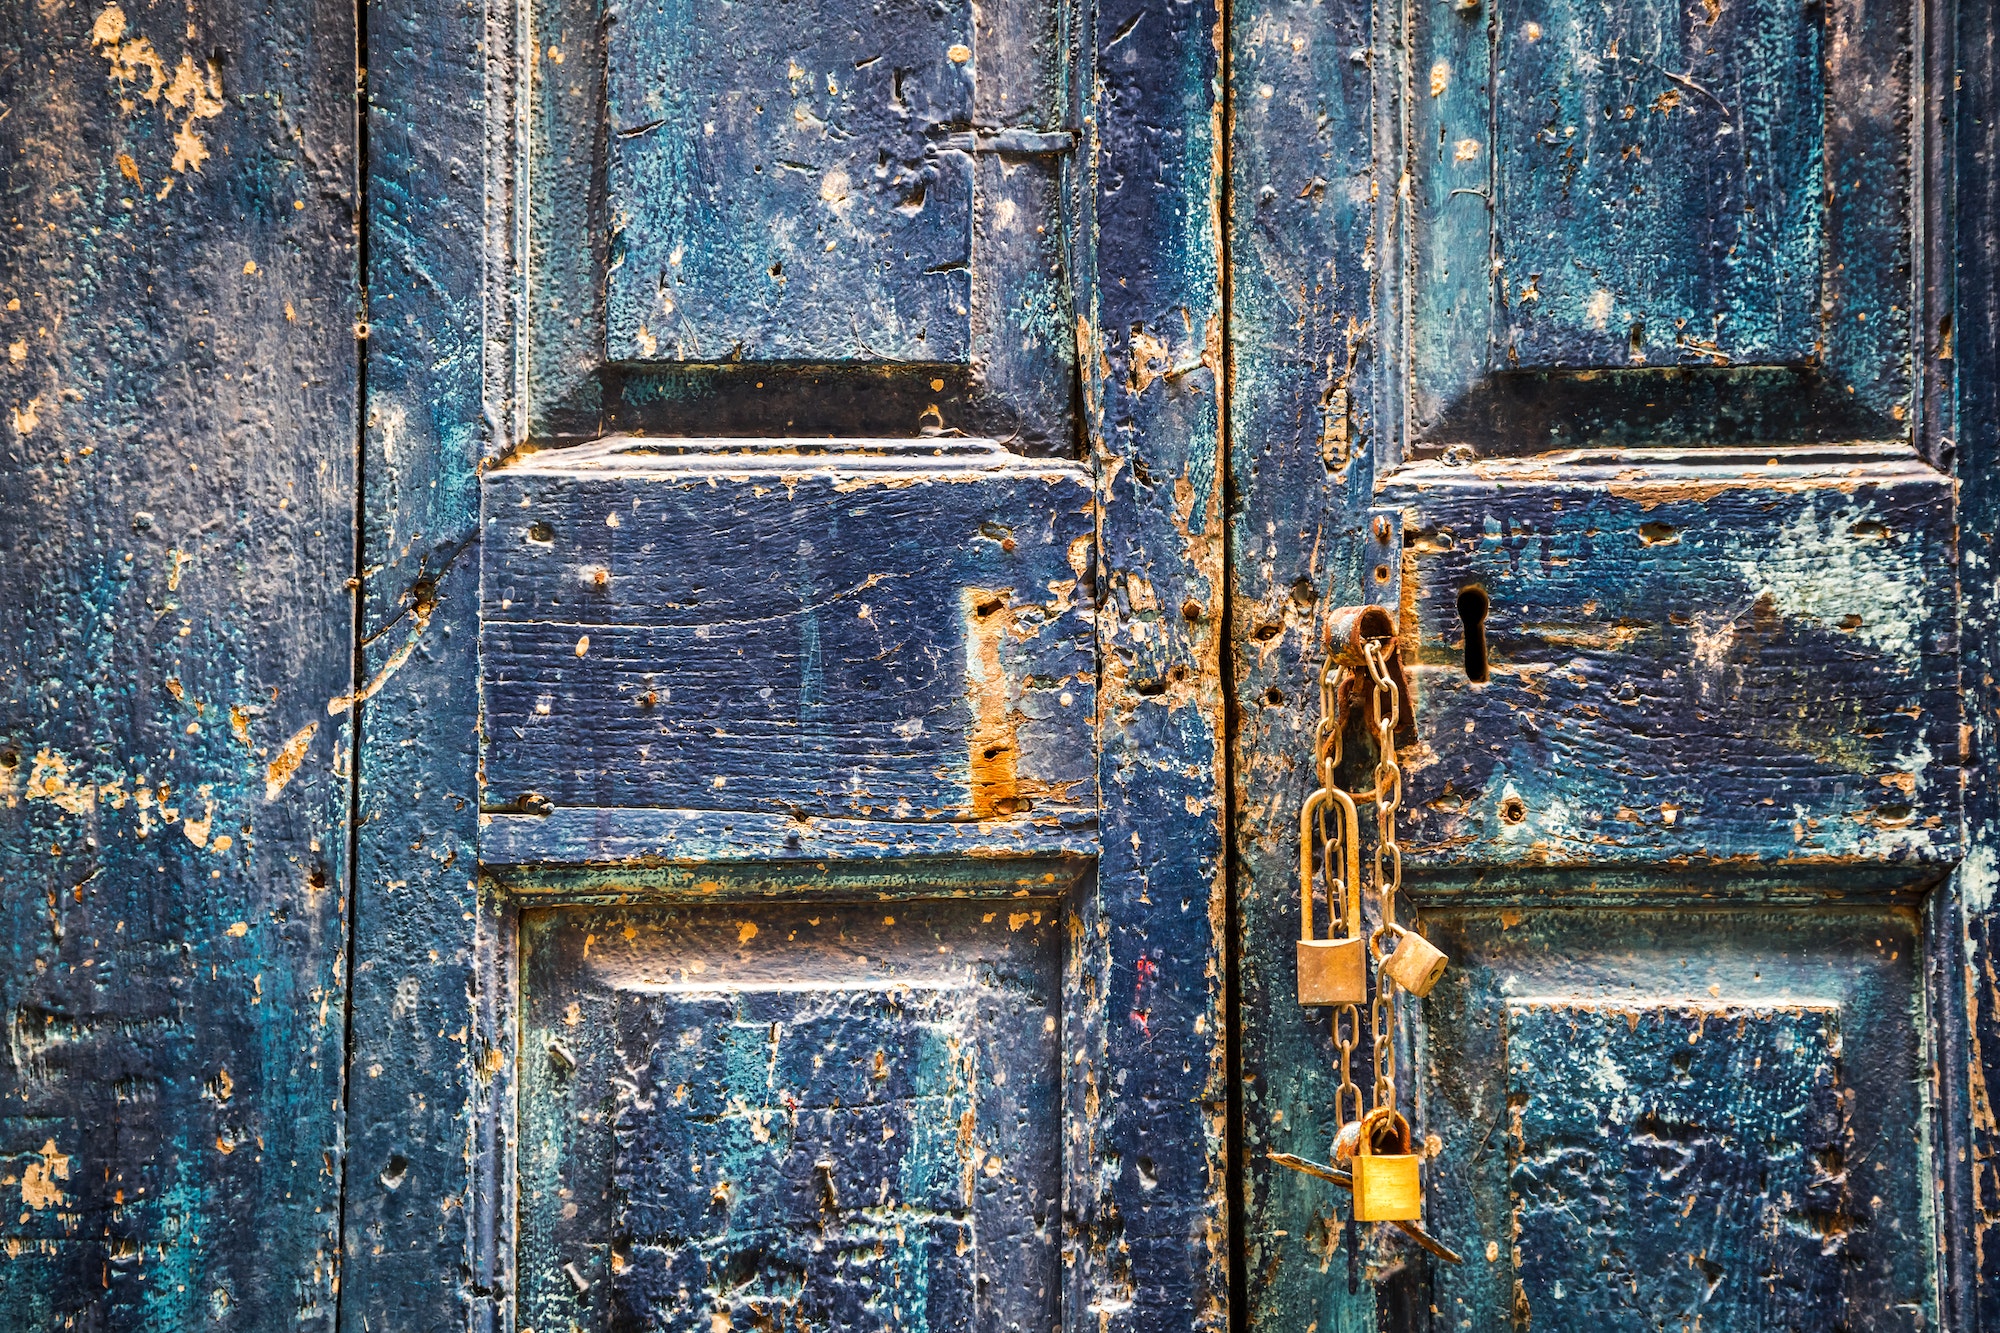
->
[1457,585,1490,682]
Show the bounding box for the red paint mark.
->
[1131,952,1160,1035]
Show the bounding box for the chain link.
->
[1304,633,1414,1123]
[1364,638,1403,1116]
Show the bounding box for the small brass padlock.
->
[1381,925,1449,998]
[1350,1107,1423,1223]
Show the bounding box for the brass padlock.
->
[1298,787,1367,1005]
[1382,925,1449,998]
[1350,1107,1423,1223]
[1298,936,1367,1005]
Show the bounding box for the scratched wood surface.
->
[531,0,1079,452]
[1419,907,1931,1330]
[339,0,493,1320]
[1492,0,1824,370]
[1408,0,1914,455]
[1231,0,1960,1329]
[1950,4,2000,1325]
[0,0,358,1324]
[1223,0,1386,1321]
[349,0,1230,1319]
[517,899,1063,1332]
[1384,446,1961,873]
[480,438,1095,830]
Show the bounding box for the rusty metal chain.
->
[1364,638,1402,1115]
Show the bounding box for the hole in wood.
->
[1457,585,1490,682]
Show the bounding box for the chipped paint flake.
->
[20,1140,68,1212]
[265,721,318,801]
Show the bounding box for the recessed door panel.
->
[605,0,975,364]
[1492,0,1825,370]
[517,898,1063,1333]
[530,0,1081,446]
[1409,0,1911,453]
[1419,906,1929,1331]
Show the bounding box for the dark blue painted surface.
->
[1408,0,1914,453]
[605,0,975,363]
[0,0,358,1325]
[518,899,1063,1332]
[531,0,1079,450]
[1233,0,1969,1329]
[1493,0,1824,369]
[1420,907,1931,1330]
[1385,446,1959,873]
[481,439,1095,825]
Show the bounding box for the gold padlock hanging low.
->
[1348,1106,1423,1223]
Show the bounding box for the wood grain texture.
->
[0,0,358,1324]
[1948,2,1999,1324]
[516,899,1062,1333]
[529,0,1079,451]
[1382,446,1961,874]
[1079,0,1231,1316]
[605,0,975,363]
[1223,0,1385,1320]
[1419,907,1931,1331]
[480,438,1095,827]
[341,0,493,1321]
[1407,0,1914,455]
[1493,0,1824,369]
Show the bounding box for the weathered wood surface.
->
[1223,0,1383,1320]
[1080,0,1230,1316]
[1950,4,2000,1325]
[1383,446,1960,874]
[1493,0,1824,370]
[1508,1002,1847,1324]
[341,0,492,1322]
[1420,907,1930,1330]
[1233,0,1957,1329]
[0,0,357,1325]
[605,0,976,363]
[1408,0,1913,453]
[532,0,1078,451]
[517,899,1062,1333]
[481,437,1095,832]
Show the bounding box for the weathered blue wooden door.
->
[17,0,2000,1327]
[341,0,1230,1326]
[1230,0,1997,1329]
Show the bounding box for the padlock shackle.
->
[1299,785,1364,943]
[1355,1106,1413,1158]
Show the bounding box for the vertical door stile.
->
[1226,0,1382,1321]
[1946,1,1999,1324]
[344,0,494,1321]
[1084,0,1232,1316]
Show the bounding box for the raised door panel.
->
[479,437,1096,859]
[1386,446,1959,870]
[516,898,1064,1333]
[532,0,1080,448]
